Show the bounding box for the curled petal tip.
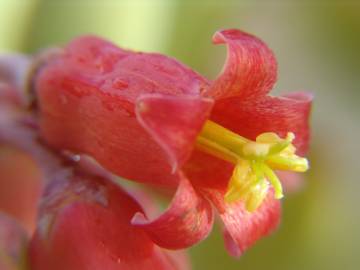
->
[208,28,277,99]
[131,175,214,249]
[212,29,250,44]
[212,30,227,44]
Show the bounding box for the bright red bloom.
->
[34,29,312,256]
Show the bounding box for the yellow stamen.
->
[244,180,269,212]
[196,120,309,212]
[262,164,283,199]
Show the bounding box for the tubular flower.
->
[34,29,312,256]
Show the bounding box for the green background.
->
[1,0,359,269]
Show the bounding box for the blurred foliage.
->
[1,0,360,269]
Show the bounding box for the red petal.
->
[100,52,209,100]
[204,189,281,257]
[211,92,313,155]
[205,29,277,100]
[0,212,28,270]
[35,35,210,187]
[131,172,214,249]
[136,94,213,172]
[29,172,190,270]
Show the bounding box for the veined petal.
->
[136,94,213,173]
[29,172,190,270]
[211,92,313,155]
[131,172,214,249]
[205,29,277,100]
[204,189,281,257]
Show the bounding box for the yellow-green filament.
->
[196,136,238,164]
[262,164,283,199]
[196,120,309,212]
[267,155,309,172]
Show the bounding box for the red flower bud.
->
[29,170,190,270]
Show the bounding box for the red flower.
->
[34,29,312,256]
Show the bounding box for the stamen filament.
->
[225,161,252,203]
[262,164,283,199]
[200,121,248,154]
[196,136,238,164]
[251,161,265,184]
[267,155,309,172]
[245,181,269,212]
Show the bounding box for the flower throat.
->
[196,120,309,212]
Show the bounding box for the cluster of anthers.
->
[197,120,309,212]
